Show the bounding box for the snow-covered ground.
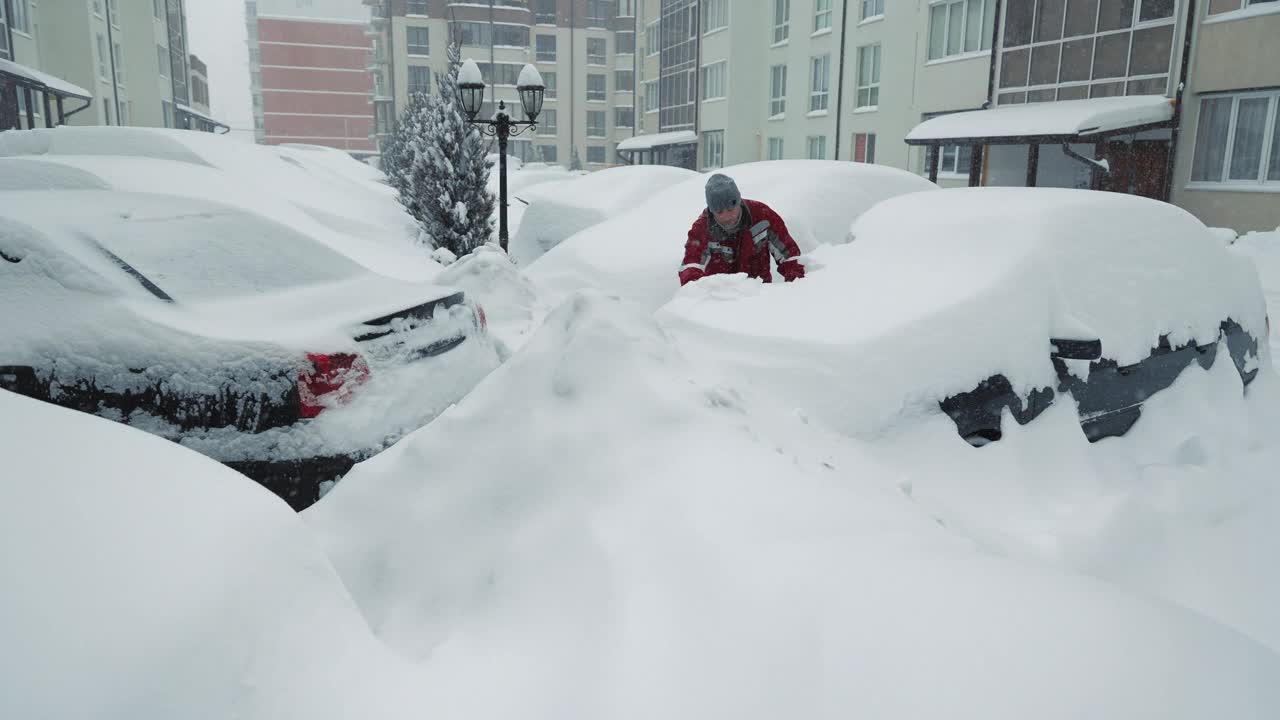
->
[5,132,1280,719]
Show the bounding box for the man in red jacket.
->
[678,174,806,286]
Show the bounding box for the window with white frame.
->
[616,70,634,92]
[646,21,660,56]
[938,144,976,175]
[587,110,607,137]
[701,61,727,101]
[407,27,429,56]
[587,145,606,164]
[815,0,833,32]
[407,0,428,14]
[863,0,885,20]
[1209,0,1280,14]
[810,55,830,111]
[703,0,728,32]
[857,45,880,108]
[113,42,124,85]
[539,108,557,134]
[928,0,993,61]
[539,144,558,162]
[618,0,636,17]
[768,137,784,160]
[1191,90,1280,186]
[534,0,555,24]
[587,74,607,101]
[536,34,556,62]
[543,71,557,98]
[615,106,634,128]
[587,37,607,65]
[97,35,108,80]
[11,0,28,33]
[702,130,724,169]
[773,0,791,43]
[408,65,431,94]
[853,133,877,163]
[770,64,787,116]
[807,135,827,159]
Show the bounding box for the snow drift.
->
[306,290,1280,719]
[525,160,937,312]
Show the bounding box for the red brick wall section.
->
[261,67,372,93]
[262,90,372,116]
[257,18,370,47]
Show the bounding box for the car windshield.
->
[91,207,363,301]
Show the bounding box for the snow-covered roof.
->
[616,130,698,152]
[0,58,93,101]
[174,103,228,129]
[905,96,1175,144]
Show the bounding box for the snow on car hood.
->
[660,188,1268,439]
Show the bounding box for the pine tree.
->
[408,43,495,256]
[383,92,431,201]
[569,146,583,171]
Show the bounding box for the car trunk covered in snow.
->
[525,160,938,312]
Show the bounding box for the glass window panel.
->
[1030,44,1061,86]
[1138,0,1175,22]
[1097,0,1134,31]
[928,5,947,59]
[966,0,985,52]
[1004,0,1035,46]
[999,91,1028,104]
[1059,38,1093,82]
[1092,31,1130,79]
[947,2,964,55]
[1229,98,1269,181]
[1207,0,1240,13]
[1000,48,1030,87]
[1057,85,1088,100]
[1063,0,1098,37]
[1125,76,1167,95]
[1090,81,1124,98]
[1128,25,1173,76]
[983,0,997,48]
[1270,102,1280,182]
[1035,0,1065,42]
[1027,88,1057,102]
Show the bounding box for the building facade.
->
[0,0,222,133]
[247,0,377,156]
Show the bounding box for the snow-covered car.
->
[0,190,499,509]
[661,188,1269,446]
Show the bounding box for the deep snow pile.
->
[0,127,436,281]
[488,161,580,241]
[434,243,542,351]
[525,160,937,312]
[0,391,428,720]
[509,165,699,266]
[661,188,1267,439]
[305,291,1280,719]
[1230,227,1280,352]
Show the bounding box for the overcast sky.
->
[187,1,255,143]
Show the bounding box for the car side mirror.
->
[1050,338,1102,361]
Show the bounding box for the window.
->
[118,100,129,126]
[587,110,607,137]
[543,71,557,98]
[408,65,431,94]
[770,64,787,116]
[587,74,607,101]
[478,62,523,85]
[539,145,558,162]
[535,0,556,24]
[616,70,634,92]
[773,0,791,43]
[587,0,609,25]
[853,133,877,163]
[407,0,428,14]
[1191,91,1280,186]
[97,35,108,80]
[114,43,125,85]
[936,144,976,175]
[162,101,173,128]
[701,61,727,101]
[645,79,659,111]
[809,55,830,111]
[158,45,168,76]
[768,137,784,160]
[155,0,163,19]
[536,35,557,62]
[928,0,994,60]
[815,0,833,31]
[863,0,885,20]
[587,146,606,164]
[1209,0,1280,14]
[646,21,660,56]
[11,0,28,34]
[1138,0,1176,22]
[407,27,429,56]
[807,135,827,159]
[452,22,528,48]
[703,0,728,32]
[618,0,636,17]
[539,109,558,134]
[93,0,102,15]
[702,130,725,169]
[617,31,636,55]
[587,38,607,65]
[615,106,634,128]
[857,45,880,108]
[108,0,120,24]
[0,3,8,59]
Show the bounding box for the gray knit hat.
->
[705,173,741,213]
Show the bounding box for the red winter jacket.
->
[678,199,805,286]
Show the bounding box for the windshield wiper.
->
[81,233,174,303]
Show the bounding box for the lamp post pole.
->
[458,60,545,254]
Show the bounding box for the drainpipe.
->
[632,7,638,140]
[104,0,122,125]
[385,0,397,131]
[570,0,576,165]
[1161,0,1197,203]
[833,0,849,160]
[982,0,1002,109]
[693,0,701,154]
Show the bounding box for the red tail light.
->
[298,352,370,419]
[476,304,488,332]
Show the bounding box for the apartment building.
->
[247,0,377,156]
[366,0,642,169]
[0,0,222,133]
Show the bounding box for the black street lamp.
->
[458,58,545,254]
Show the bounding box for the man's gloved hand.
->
[779,261,805,282]
[679,266,705,286]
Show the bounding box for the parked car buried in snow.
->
[0,191,499,509]
[660,188,1269,447]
